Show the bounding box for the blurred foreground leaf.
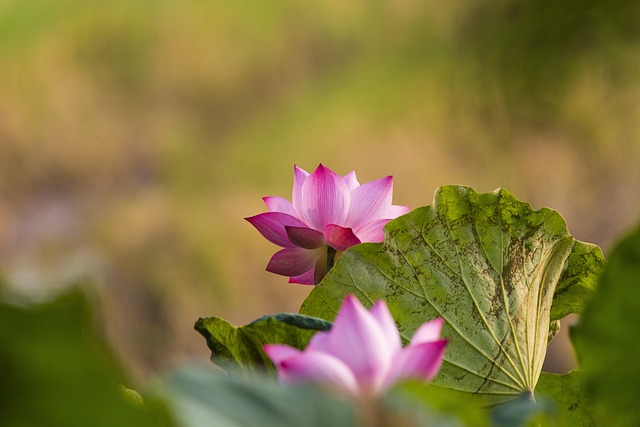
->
[160,365,355,427]
[194,313,330,376]
[0,288,173,427]
[489,392,554,427]
[572,221,640,425]
[392,381,489,427]
[301,186,604,405]
[161,365,483,427]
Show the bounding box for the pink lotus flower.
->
[264,295,447,396]
[245,164,409,285]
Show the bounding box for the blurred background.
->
[1,0,638,384]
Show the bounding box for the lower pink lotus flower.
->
[264,295,447,396]
[246,164,410,285]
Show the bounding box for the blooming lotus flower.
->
[245,164,409,285]
[264,295,447,396]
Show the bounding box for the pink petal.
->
[300,164,350,230]
[383,340,447,389]
[385,204,410,218]
[266,247,319,277]
[323,224,361,251]
[346,176,393,229]
[370,301,401,353]
[410,318,444,345]
[285,226,325,249]
[245,212,309,247]
[263,196,297,216]
[292,165,310,220]
[320,295,392,391]
[307,329,332,352]
[353,218,390,243]
[288,269,316,285]
[276,350,359,395]
[289,248,328,285]
[263,344,302,365]
[343,170,360,191]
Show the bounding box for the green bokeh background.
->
[1,0,639,383]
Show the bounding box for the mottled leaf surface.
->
[301,186,603,404]
[195,313,331,376]
[535,371,594,426]
[551,240,603,320]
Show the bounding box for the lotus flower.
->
[264,295,447,396]
[245,164,409,285]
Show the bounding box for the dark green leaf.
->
[194,313,331,376]
[572,221,640,426]
[301,186,603,405]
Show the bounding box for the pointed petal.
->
[410,318,444,345]
[266,247,319,277]
[292,165,310,220]
[346,176,393,229]
[263,344,302,365]
[288,269,316,285]
[291,248,328,285]
[263,196,297,216]
[300,164,350,230]
[245,212,308,247]
[275,350,359,395]
[285,226,325,249]
[323,224,361,251]
[370,301,401,353]
[383,340,447,389]
[307,330,332,352]
[385,204,410,218]
[321,295,391,390]
[343,170,360,191]
[353,218,390,243]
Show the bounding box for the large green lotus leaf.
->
[572,221,640,425]
[301,186,603,405]
[195,313,331,377]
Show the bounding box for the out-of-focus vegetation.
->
[1,0,639,381]
[573,222,640,424]
[0,287,174,426]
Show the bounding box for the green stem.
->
[326,246,337,272]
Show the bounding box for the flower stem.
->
[326,246,337,272]
[356,396,390,427]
